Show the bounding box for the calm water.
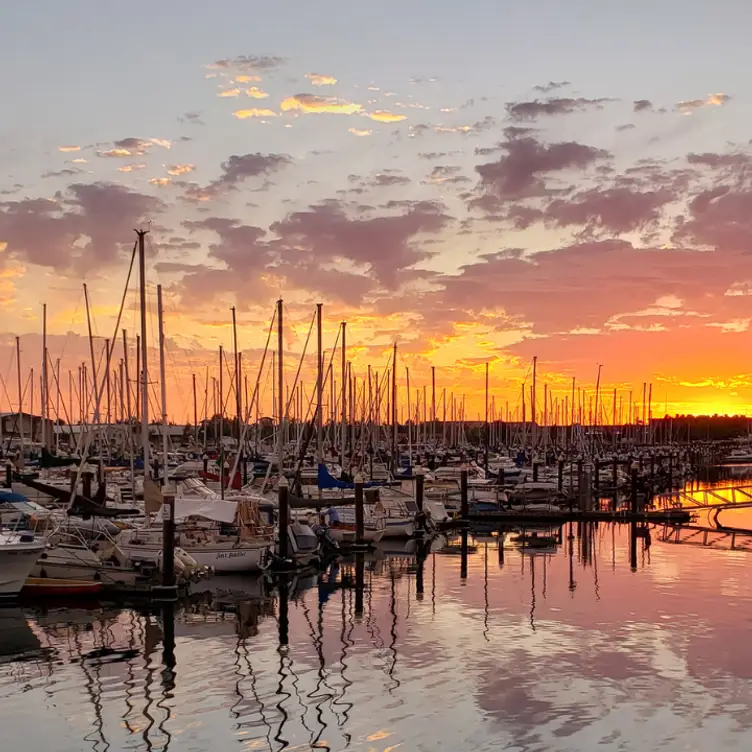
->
[4,518,752,752]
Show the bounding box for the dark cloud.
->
[687,152,751,169]
[209,55,286,72]
[178,111,204,126]
[545,186,674,235]
[616,124,636,131]
[271,200,450,288]
[182,153,291,200]
[633,99,653,112]
[506,97,614,120]
[0,182,164,270]
[474,135,610,203]
[532,80,571,93]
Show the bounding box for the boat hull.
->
[0,543,45,602]
[118,540,270,573]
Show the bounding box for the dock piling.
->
[278,476,289,560]
[460,467,469,520]
[354,473,365,545]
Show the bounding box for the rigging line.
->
[67,240,137,508]
[283,309,316,418]
[228,305,277,482]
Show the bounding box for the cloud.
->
[306,73,338,86]
[179,111,204,125]
[246,87,269,99]
[507,97,614,120]
[367,110,407,123]
[71,158,88,164]
[280,93,362,115]
[194,152,291,198]
[474,134,610,203]
[96,137,172,158]
[270,200,450,289]
[358,172,411,188]
[167,164,195,176]
[149,177,171,187]
[208,55,286,72]
[58,145,81,153]
[633,99,653,112]
[0,182,164,270]
[686,152,750,169]
[218,88,241,97]
[233,108,277,119]
[545,186,674,235]
[235,74,261,83]
[533,81,571,93]
[348,128,372,137]
[118,163,147,172]
[676,93,731,114]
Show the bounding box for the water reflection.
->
[3,525,752,750]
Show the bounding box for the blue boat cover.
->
[317,464,385,490]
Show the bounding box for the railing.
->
[656,484,752,509]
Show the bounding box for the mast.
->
[41,303,48,449]
[484,362,489,463]
[136,229,150,478]
[316,304,324,475]
[55,357,60,451]
[192,373,198,445]
[232,307,241,449]
[16,336,23,448]
[340,321,346,472]
[219,345,224,498]
[531,356,537,452]
[157,285,168,485]
[276,298,285,478]
[391,342,397,472]
[431,365,436,446]
[406,366,412,460]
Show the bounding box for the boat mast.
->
[340,321,346,473]
[157,285,168,485]
[41,303,48,449]
[531,355,537,453]
[219,344,224,498]
[136,229,150,479]
[232,306,241,451]
[406,366,412,462]
[276,298,285,479]
[16,336,23,450]
[391,342,397,474]
[316,303,323,471]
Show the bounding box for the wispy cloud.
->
[367,110,407,123]
[233,108,277,119]
[349,128,372,137]
[58,145,81,153]
[118,164,147,172]
[676,93,731,114]
[208,55,286,72]
[507,97,614,120]
[246,87,269,99]
[218,88,241,97]
[149,177,171,187]
[167,164,195,176]
[306,72,338,86]
[281,93,361,114]
[235,74,261,83]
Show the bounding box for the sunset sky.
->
[3,1,752,423]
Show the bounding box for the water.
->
[4,513,752,749]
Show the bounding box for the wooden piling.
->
[460,467,469,520]
[277,477,290,560]
[630,462,639,514]
[354,473,365,544]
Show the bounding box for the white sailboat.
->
[0,530,44,601]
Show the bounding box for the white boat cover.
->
[173,497,238,524]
